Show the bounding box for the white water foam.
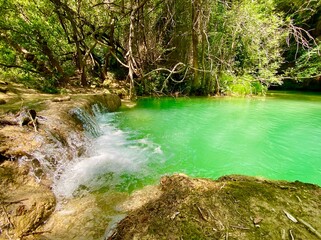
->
[52,112,163,199]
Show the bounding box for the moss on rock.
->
[108,174,321,240]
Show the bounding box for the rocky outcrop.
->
[0,93,121,166]
[0,91,122,239]
[0,161,55,239]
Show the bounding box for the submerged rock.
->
[107,174,321,240]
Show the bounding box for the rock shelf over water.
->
[0,85,121,239]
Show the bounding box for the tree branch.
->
[0,62,40,74]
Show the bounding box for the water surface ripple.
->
[112,93,321,188]
[55,92,321,196]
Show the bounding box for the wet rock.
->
[0,161,56,239]
[101,94,121,112]
[0,80,8,85]
[0,92,122,239]
[40,193,127,240]
[0,119,18,126]
[15,108,38,132]
[0,146,9,164]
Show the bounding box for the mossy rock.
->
[0,92,122,239]
[90,94,122,112]
[108,174,321,240]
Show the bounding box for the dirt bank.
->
[108,174,321,240]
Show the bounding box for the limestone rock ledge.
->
[0,161,55,240]
[0,93,121,239]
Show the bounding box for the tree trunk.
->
[37,35,69,86]
[127,5,136,99]
[50,0,87,86]
[191,0,200,92]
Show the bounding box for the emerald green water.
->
[112,92,321,188]
[54,92,321,197]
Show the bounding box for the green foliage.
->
[202,0,286,94]
[0,0,318,94]
[286,43,321,80]
[274,0,321,86]
[274,0,321,25]
[220,72,267,95]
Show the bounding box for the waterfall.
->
[44,105,164,199]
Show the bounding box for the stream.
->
[49,91,321,239]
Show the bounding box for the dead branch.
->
[3,198,28,206]
[283,210,298,223]
[283,210,321,239]
[281,229,286,240]
[27,110,38,132]
[144,62,186,77]
[289,229,295,240]
[95,40,129,68]
[196,205,209,222]
[287,22,319,59]
[1,205,14,228]
[160,62,187,92]
[230,225,250,230]
[21,230,51,237]
[5,230,13,240]
[297,217,321,239]
[281,73,321,80]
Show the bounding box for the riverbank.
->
[108,174,321,240]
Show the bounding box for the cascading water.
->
[51,105,164,199]
[19,104,164,239]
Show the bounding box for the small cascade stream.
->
[24,105,164,239]
[52,108,164,199]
